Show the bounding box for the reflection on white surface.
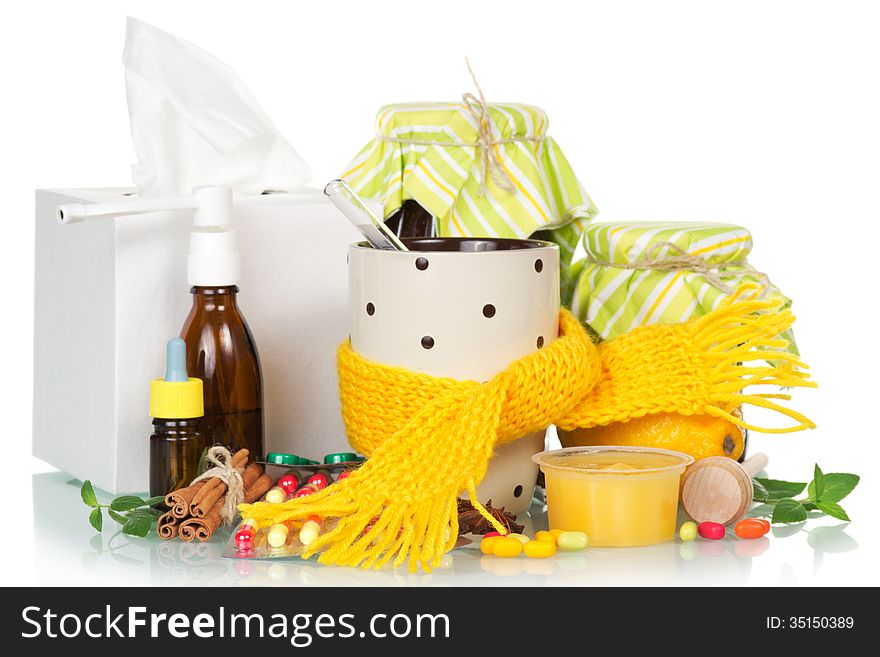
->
[32,471,859,587]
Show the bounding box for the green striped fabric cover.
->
[570,221,796,351]
[341,102,597,297]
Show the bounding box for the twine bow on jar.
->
[588,241,774,295]
[375,58,544,195]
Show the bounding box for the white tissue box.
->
[34,187,360,493]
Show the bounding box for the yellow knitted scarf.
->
[240,285,815,571]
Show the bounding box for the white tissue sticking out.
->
[123,17,311,196]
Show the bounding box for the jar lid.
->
[340,101,597,276]
[324,452,358,464]
[572,221,796,354]
[583,222,753,267]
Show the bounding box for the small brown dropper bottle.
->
[149,338,206,497]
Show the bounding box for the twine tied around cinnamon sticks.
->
[189,446,246,525]
[156,448,273,542]
[374,58,544,195]
[587,241,774,296]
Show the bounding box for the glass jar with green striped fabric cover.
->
[569,221,797,352]
[340,101,597,302]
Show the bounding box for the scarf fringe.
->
[692,284,816,433]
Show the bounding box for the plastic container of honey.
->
[533,446,694,547]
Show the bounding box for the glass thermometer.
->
[324,179,408,251]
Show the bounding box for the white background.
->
[1,0,878,586]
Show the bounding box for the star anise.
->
[457,498,523,535]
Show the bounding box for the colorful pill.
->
[480,536,500,554]
[277,474,299,496]
[698,521,726,540]
[483,531,503,538]
[241,518,258,530]
[264,487,286,504]
[549,529,564,540]
[523,540,556,559]
[299,519,321,546]
[735,518,771,539]
[507,533,530,545]
[491,536,524,558]
[535,530,556,544]
[556,531,589,551]
[267,523,289,548]
[679,521,698,542]
[293,486,316,498]
[237,527,256,540]
[234,529,255,551]
[308,473,329,490]
[336,470,352,481]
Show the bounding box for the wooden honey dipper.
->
[680,453,769,525]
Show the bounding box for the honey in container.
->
[533,446,694,547]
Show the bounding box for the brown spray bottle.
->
[179,187,264,459]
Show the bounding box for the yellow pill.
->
[480,536,500,555]
[549,528,564,540]
[508,533,530,545]
[299,520,320,546]
[267,523,289,548]
[535,530,557,544]
[491,536,524,558]
[557,531,589,551]
[679,521,698,543]
[264,487,286,504]
[524,539,557,559]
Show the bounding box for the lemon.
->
[559,412,745,461]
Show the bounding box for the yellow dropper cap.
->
[150,338,204,419]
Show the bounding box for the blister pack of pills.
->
[223,453,362,561]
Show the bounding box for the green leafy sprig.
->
[752,465,859,524]
[81,480,165,537]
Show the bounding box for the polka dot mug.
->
[348,237,560,514]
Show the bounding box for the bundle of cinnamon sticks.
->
[157,448,273,542]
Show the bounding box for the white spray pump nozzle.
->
[56,185,314,286]
[56,186,232,225]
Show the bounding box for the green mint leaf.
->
[88,508,103,532]
[108,510,129,525]
[110,495,147,512]
[122,514,152,537]
[816,473,859,503]
[811,464,825,501]
[144,496,166,507]
[130,509,159,523]
[753,478,807,501]
[81,480,98,508]
[772,498,808,524]
[816,501,851,522]
[752,479,770,502]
